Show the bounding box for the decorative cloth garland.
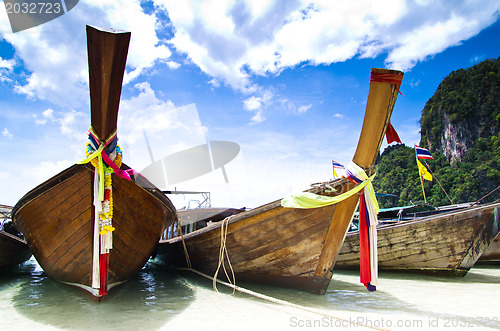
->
[345,162,379,291]
[281,161,379,291]
[78,126,131,296]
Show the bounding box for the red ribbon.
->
[370,70,403,95]
[385,121,402,144]
[358,190,371,288]
[99,253,109,296]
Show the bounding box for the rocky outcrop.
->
[420,57,499,165]
[439,112,478,164]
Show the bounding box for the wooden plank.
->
[86,25,130,139]
[336,202,500,273]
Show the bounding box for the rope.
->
[213,217,236,294]
[174,216,385,331]
[176,267,386,331]
[176,217,192,269]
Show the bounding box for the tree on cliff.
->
[374,57,500,208]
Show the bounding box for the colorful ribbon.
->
[370,70,403,95]
[281,162,377,209]
[346,162,379,291]
[281,161,379,291]
[78,126,131,200]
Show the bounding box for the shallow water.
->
[1,258,499,330]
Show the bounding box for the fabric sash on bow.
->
[280,163,375,209]
[78,127,132,199]
[345,162,379,291]
[77,126,133,295]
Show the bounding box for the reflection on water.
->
[7,259,194,330]
[1,259,500,330]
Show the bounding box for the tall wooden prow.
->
[87,25,130,140]
[12,26,176,301]
[313,68,404,294]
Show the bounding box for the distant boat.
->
[162,207,246,241]
[1,205,32,269]
[374,202,471,222]
[335,202,500,275]
[157,68,404,294]
[12,26,176,300]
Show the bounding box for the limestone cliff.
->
[420,57,500,164]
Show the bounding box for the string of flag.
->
[332,160,345,178]
[415,145,433,203]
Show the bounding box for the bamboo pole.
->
[424,160,453,204]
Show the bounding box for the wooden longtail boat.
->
[335,202,500,275]
[12,26,176,300]
[1,205,32,269]
[157,68,404,294]
[162,207,246,240]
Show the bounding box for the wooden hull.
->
[158,196,342,294]
[0,231,32,269]
[479,234,500,262]
[335,202,500,275]
[13,163,176,298]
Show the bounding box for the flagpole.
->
[419,174,427,203]
[415,152,427,203]
[415,145,432,204]
[423,160,453,204]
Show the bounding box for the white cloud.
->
[42,108,54,119]
[0,57,15,83]
[117,82,208,170]
[298,104,311,114]
[3,0,498,126]
[29,160,74,183]
[166,61,181,69]
[154,0,500,122]
[34,108,55,125]
[242,88,273,123]
[56,109,87,139]
[0,58,13,70]
[2,128,13,139]
[1,0,173,107]
[243,96,263,111]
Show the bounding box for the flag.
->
[332,160,345,178]
[415,145,434,159]
[417,159,432,181]
[385,121,402,144]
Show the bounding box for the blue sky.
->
[1,0,500,209]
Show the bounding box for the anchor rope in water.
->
[175,218,385,331]
[213,217,236,294]
[176,266,385,331]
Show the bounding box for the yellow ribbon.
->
[281,174,376,209]
[78,144,105,201]
[77,127,117,201]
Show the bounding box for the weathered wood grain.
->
[13,164,175,291]
[335,202,500,274]
[0,231,32,269]
[480,234,500,262]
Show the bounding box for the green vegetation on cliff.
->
[374,57,500,208]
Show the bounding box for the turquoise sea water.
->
[1,258,499,330]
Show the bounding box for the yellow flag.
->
[417,159,432,181]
